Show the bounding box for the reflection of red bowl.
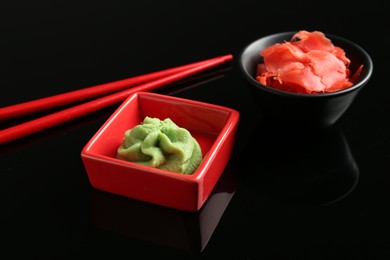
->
[81,92,240,211]
[89,164,237,252]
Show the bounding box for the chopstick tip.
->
[224,54,234,61]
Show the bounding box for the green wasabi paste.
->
[116,117,203,175]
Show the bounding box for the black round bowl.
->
[239,31,373,127]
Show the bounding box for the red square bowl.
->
[81,92,240,211]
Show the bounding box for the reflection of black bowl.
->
[240,124,359,206]
[89,164,236,252]
[239,31,373,127]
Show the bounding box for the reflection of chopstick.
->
[159,65,232,96]
[0,54,233,145]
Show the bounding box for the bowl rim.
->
[239,30,374,98]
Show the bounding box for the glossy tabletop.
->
[1,1,389,259]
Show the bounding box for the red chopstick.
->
[0,57,227,122]
[0,54,233,145]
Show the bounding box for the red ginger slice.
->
[256,30,355,94]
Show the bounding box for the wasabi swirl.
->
[116,117,203,174]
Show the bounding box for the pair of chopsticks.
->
[0,54,233,145]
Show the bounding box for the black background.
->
[1,1,390,259]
